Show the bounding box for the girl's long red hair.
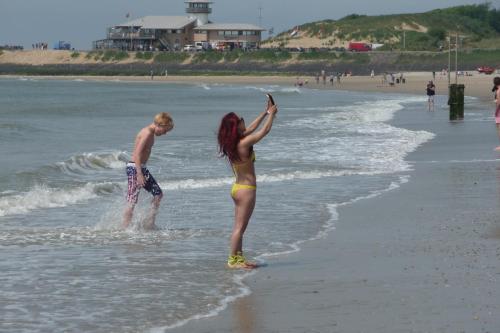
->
[218,112,242,163]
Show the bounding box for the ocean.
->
[0,77,437,332]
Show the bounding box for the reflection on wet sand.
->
[232,294,256,333]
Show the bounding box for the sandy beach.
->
[2,72,499,332]
[157,71,497,102]
[2,71,497,102]
[169,85,500,332]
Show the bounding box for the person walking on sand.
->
[426,80,436,111]
[492,77,500,150]
[123,112,174,229]
[217,96,278,269]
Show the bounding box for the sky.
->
[0,0,499,50]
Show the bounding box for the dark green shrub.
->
[154,52,189,63]
[136,52,154,60]
[428,28,446,41]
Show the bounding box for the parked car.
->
[287,47,304,52]
[195,42,210,51]
[183,44,196,52]
[348,42,372,52]
[477,66,495,74]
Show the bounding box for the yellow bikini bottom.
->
[231,183,257,198]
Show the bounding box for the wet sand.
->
[4,72,499,332]
[169,84,500,332]
[1,72,498,101]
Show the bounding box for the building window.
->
[190,3,208,8]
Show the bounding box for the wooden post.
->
[448,84,465,120]
[457,84,464,119]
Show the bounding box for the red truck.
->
[477,66,496,75]
[348,42,372,52]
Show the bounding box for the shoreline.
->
[5,74,499,332]
[169,87,500,332]
[1,72,497,102]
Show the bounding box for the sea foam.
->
[0,182,117,217]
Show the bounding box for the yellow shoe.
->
[227,253,258,269]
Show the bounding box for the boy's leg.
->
[143,194,163,230]
[123,164,140,229]
[142,168,163,230]
[123,204,135,229]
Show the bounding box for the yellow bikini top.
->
[232,151,256,173]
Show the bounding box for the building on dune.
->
[93,0,266,51]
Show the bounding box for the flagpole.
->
[127,12,132,51]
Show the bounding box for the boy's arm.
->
[133,132,148,186]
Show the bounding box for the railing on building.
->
[107,29,156,40]
[186,8,212,14]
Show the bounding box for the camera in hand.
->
[266,93,275,106]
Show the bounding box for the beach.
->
[1,75,499,333]
[3,1,500,331]
[171,84,500,333]
[160,72,497,102]
[2,71,497,101]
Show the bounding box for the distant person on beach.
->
[426,81,436,111]
[493,77,500,150]
[217,97,278,269]
[123,112,174,229]
[371,69,375,78]
[322,70,326,85]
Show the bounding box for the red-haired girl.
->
[218,98,278,268]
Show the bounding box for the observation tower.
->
[185,0,213,26]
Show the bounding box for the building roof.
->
[196,23,266,31]
[116,16,196,29]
